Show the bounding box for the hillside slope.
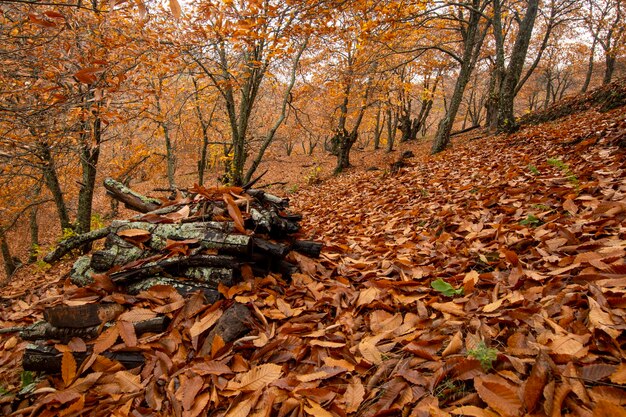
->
[1,86,625,416]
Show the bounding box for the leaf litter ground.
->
[1,100,626,416]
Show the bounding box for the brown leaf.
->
[114,370,142,393]
[524,350,552,412]
[225,392,262,417]
[183,375,204,411]
[451,406,500,417]
[609,363,626,384]
[474,374,522,417]
[344,378,365,413]
[442,331,463,357]
[169,0,182,18]
[224,194,246,233]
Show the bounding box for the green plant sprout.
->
[467,341,498,371]
[431,278,464,297]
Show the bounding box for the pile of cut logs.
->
[14,178,322,373]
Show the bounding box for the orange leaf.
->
[62,350,77,387]
[117,228,151,238]
[169,0,182,19]
[226,363,282,392]
[117,320,137,348]
[183,376,204,411]
[593,400,626,417]
[223,194,246,233]
[74,67,103,84]
[93,325,119,354]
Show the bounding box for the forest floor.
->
[1,83,625,416]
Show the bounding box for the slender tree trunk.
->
[29,202,39,263]
[37,142,72,231]
[76,100,101,237]
[432,0,487,153]
[373,106,383,150]
[497,0,539,133]
[385,107,396,153]
[245,37,308,184]
[192,77,216,186]
[581,36,597,93]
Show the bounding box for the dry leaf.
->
[474,374,522,417]
[226,364,282,392]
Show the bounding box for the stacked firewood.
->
[16,178,322,373]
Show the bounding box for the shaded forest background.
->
[0,0,625,280]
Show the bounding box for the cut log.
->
[110,221,247,254]
[23,344,144,373]
[109,254,240,284]
[291,240,323,258]
[44,303,125,329]
[253,237,289,258]
[43,226,111,263]
[104,177,162,213]
[246,189,289,208]
[126,277,221,303]
[198,303,253,356]
[90,234,146,272]
[18,316,169,342]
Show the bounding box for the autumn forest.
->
[0,0,625,416]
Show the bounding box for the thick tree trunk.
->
[334,130,356,174]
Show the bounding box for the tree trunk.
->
[334,130,356,174]
[1,232,17,278]
[29,201,39,263]
[38,142,72,231]
[385,107,396,153]
[76,99,101,238]
[496,0,539,133]
[581,36,597,93]
[603,54,616,85]
[431,0,487,153]
[373,106,383,150]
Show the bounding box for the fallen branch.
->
[44,226,111,263]
[104,177,162,213]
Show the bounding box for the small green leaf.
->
[431,278,463,297]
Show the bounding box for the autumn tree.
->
[182,0,314,185]
[580,0,625,90]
